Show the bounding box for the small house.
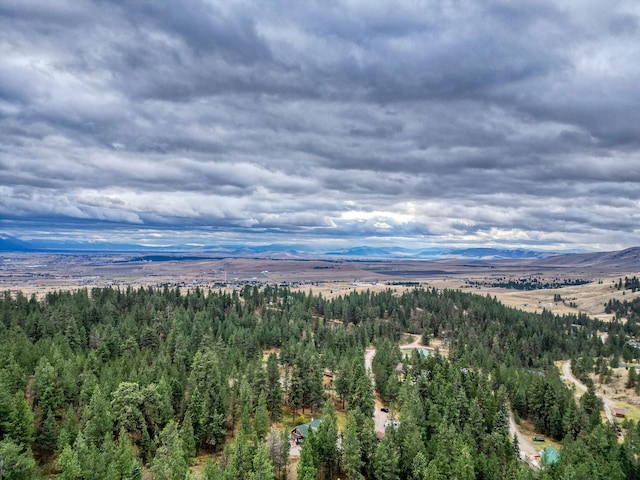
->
[291,418,322,445]
[542,446,559,465]
[615,408,627,418]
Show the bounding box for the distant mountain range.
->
[2,233,639,268]
[0,233,555,259]
[324,246,553,259]
[0,234,33,252]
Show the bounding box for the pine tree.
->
[451,440,475,480]
[0,439,38,480]
[188,349,228,451]
[249,442,274,480]
[266,354,282,422]
[580,385,603,417]
[8,391,34,448]
[512,433,520,460]
[56,444,82,480]
[334,358,351,409]
[627,367,637,389]
[297,430,318,480]
[563,399,586,441]
[316,399,338,479]
[493,385,510,435]
[114,429,143,480]
[306,355,324,414]
[373,429,400,480]
[71,432,91,480]
[288,364,304,419]
[37,407,59,454]
[151,421,188,480]
[349,362,374,417]
[224,424,253,480]
[57,405,78,451]
[353,408,377,478]
[239,403,253,439]
[111,382,145,437]
[78,433,117,480]
[33,358,63,413]
[181,411,197,463]
[396,384,425,479]
[422,461,443,480]
[254,394,270,441]
[202,458,224,480]
[83,385,113,447]
[186,387,204,447]
[342,411,364,480]
[411,452,429,480]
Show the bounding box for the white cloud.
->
[1,0,640,250]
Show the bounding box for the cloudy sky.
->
[1,0,640,251]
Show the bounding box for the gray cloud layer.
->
[1,0,640,250]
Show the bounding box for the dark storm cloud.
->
[1,0,640,250]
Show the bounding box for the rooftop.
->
[295,418,322,437]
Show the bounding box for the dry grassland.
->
[429,275,640,321]
[590,368,640,422]
[2,253,639,322]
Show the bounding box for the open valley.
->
[3,250,639,321]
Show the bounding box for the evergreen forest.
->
[2,285,640,479]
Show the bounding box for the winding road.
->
[365,334,450,434]
[368,336,537,467]
[561,360,615,425]
[295,335,545,467]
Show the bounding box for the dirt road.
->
[399,334,422,350]
[562,360,615,425]
[368,334,451,431]
[508,412,539,465]
[364,348,390,435]
[399,334,449,355]
[562,361,587,393]
[323,336,541,470]
[400,335,540,467]
[291,345,402,455]
[366,335,454,436]
[371,336,536,468]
